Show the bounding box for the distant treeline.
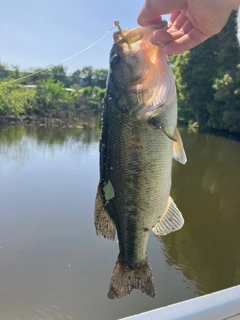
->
[1,11,240,133]
[0,66,107,119]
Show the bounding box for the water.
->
[0,122,240,320]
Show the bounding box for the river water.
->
[0,121,240,320]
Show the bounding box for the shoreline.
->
[0,111,100,128]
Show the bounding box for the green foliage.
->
[0,80,35,116]
[80,66,94,87]
[0,64,11,79]
[34,77,76,115]
[14,65,109,89]
[93,69,108,88]
[71,67,108,88]
[78,86,105,112]
[172,33,219,129]
[82,86,93,96]
[0,65,107,118]
[49,65,70,87]
[171,52,195,122]
[172,12,240,133]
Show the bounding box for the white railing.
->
[121,285,240,320]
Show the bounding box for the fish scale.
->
[105,98,172,264]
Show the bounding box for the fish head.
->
[107,21,176,118]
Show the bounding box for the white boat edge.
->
[121,285,240,320]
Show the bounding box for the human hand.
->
[137,0,239,54]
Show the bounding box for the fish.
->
[94,21,187,299]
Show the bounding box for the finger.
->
[151,30,174,46]
[137,0,187,26]
[180,19,193,34]
[168,19,193,35]
[163,29,209,55]
[153,19,193,45]
[168,11,182,27]
[170,12,188,30]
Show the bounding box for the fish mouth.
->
[112,20,169,89]
[113,21,167,58]
[110,21,169,83]
[113,21,167,45]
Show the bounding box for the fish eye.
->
[111,54,121,64]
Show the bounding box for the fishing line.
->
[0,21,120,88]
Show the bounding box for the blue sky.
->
[1,0,168,74]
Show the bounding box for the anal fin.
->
[152,196,184,237]
[94,183,116,240]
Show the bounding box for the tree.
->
[79,66,94,87]
[0,80,35,116]
[26,68,50,84]
[209,13,240,132]
[172,33,219,130]
[34,77,76,116]
[72,69,81,83]
[71,67,108,88]
[0,64,11,79]
[49,65,69,87]
[93,68,108,88]
[11,65,21,79]
[172,11,240,133]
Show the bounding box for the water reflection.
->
[162,128,240,295]
[0,121,240,319]
[0,115,101,169]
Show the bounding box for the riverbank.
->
[0,110,100,128]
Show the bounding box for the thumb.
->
[137,0,187,26]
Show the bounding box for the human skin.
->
[137,0,240,54]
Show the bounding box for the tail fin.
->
[108,258,155,299]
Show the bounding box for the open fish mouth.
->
[113,21,167,56]
[113,21,167,45]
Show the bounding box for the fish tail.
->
[108,258,155,299]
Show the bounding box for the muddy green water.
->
[0,123,240,320]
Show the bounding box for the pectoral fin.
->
[160,124,177,142]
[147,118,177,142]
[152,197,184,237]
[94,183,116,240]
[172,128,187,164]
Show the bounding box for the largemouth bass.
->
[94,21,187,299]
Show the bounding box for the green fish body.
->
[95,22,187,299]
